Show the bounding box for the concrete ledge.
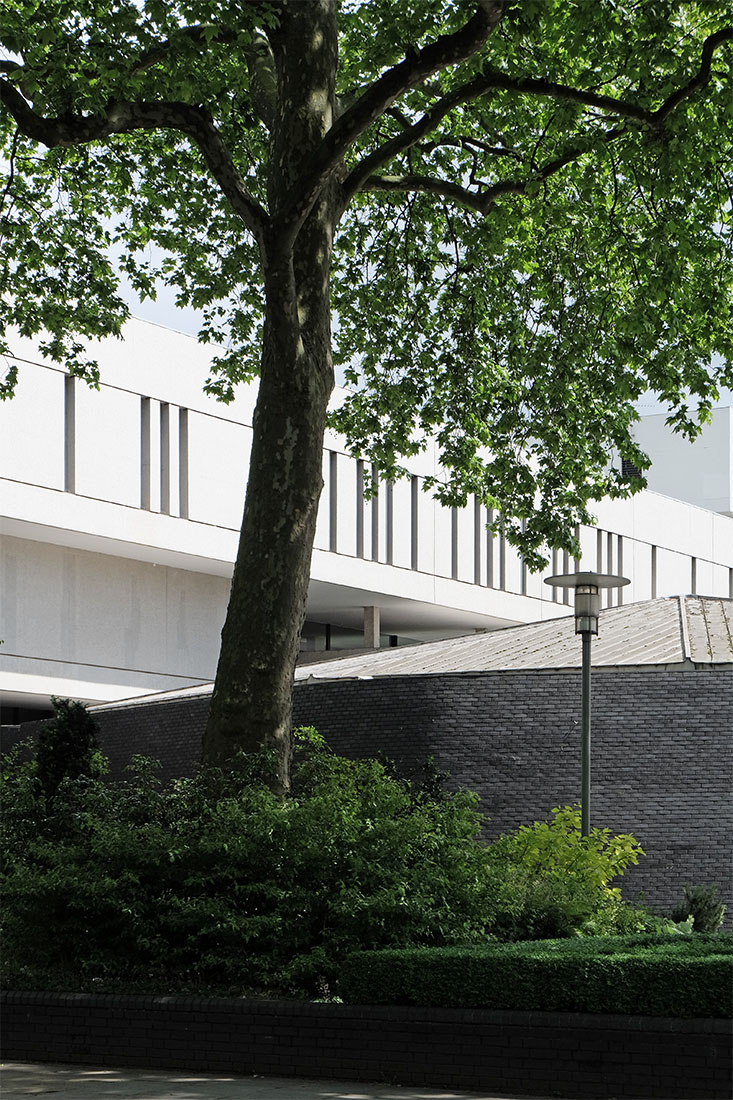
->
[2,991,730,1099]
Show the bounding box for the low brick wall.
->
[2,991,730,1099]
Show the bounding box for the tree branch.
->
[361,125,625,215]
[652,26,732,123]
[131,19,277,131]
[361,172,493,213]
[277,0,505,232]
[130,24,233,74]
[0,79,269,241]
[421,135,522,161]
[343,26,732,201]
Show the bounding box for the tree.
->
[1,1,731,791]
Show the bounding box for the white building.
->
[632,406,733,516]
[1,318,732,720]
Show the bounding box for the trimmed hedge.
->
[339,933,733,1017]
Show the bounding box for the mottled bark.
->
[203,1,339,790]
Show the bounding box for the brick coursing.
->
[2,991,730,1099]
[2,668,731,920]
[293,669,733,918]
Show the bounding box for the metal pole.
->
[581,631,592,836]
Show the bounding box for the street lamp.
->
[543,570,630,836]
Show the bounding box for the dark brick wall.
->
[293,668,733,917]
[3,667,731,919]
[0,694,211,783]
[2,991,730,1099]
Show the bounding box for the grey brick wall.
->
[2,991,730,1099]
[293,668,733,918]
[3,667,731,920]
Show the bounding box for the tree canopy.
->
[2,0,731,781]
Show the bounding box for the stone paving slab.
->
[1,1063,554,1100]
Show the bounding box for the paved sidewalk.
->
[1,1063,555,1100]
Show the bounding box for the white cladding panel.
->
[313,450,330,551]
[75,384,141,507]
[0,360,64,489]
[432,495,452,579]
[633,407,732,514]
[415,481,435,576]
[694,558,714,596]
[711,562,731,598]
[455,504,474,582]
[656,546,693,598]
[334,451,358,558]
[1,535,228,680]
[629,541,654,602]
[502,540,524,596]
[390,478,413,570]
[187,412,250,529]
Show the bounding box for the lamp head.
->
[543,570,630,636]
[574,583,601,635]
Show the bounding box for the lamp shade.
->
[544,571,630,635]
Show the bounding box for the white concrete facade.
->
[631,406,733,516]
[2,318,732,713]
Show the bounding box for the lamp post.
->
[543,570,630,836]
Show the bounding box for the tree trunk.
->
[202,1,339,791]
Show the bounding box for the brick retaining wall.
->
[2,991,730,1099]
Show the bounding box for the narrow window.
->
[160,402,170,514]
[64,375,76,493]
[386,481,394,565]
[356,460,365,559]
[411,476,419,571]
[370,463,380,561]
[178,408,189,518]
[329,451,338,552]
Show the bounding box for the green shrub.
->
[483,804,644,940]
[1,729,494,995]
[34,697,103,805]
[671,885,727,933]
[339,934,733,1017]
[1,718,655,998]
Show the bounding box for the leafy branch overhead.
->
[1,0,732,567]
[3,0,732,777]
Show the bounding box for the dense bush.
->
[2,720,677,997]
[1,730,494,995]
[339,934,733,1017]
